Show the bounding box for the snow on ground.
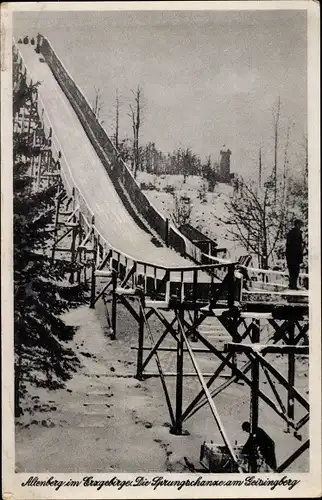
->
[15,298,309,473]
[15,174,308,473]
[137,173,246,260]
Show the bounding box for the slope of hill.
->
[137,172,246,261]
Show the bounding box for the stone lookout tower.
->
[219,145,232,183]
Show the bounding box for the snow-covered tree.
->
[13,73,87,416]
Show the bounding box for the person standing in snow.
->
[286,219,303,290]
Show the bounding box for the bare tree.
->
[92,87,106,125]
[272,96,281,201]
[216,176,287,268]
[286,173,308,270]
[282,121,293,190]
[128,86,142,178]
[258,147,262,189]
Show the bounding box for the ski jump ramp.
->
[18,41,201,270]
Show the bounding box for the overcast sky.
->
[13,8,307,178]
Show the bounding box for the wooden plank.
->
[144,372,227,377]
[116,287,136,295]
[131,346,219,353]
[199,307,230,316]
[95,270,112,278]
[145,300,169,309]
[240,312,274,319]
[224,343,309,355]
[244,289,308,297]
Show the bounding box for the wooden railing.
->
[201,253,309,290]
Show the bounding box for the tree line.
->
[92,86,219,186]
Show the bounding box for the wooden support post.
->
[36,151,42,191]
[45,151,51,187]
[136,297,145,380]
[171,309,184,435]
[227,265,235,308]
[228,312,240,376]
[287,319,296,433]
[89,235,97,309]
[21,107,25,136]
[165,218,169,247]
[191,269,198,342]
[30,154,35,185]
[71,186,76,211]
[77,217,83,285]
[141,316,177,372]
[27,102,33,136]
[51,192,61,262]
[250,319,260,473]
[69,214,78,284]
[111,270,117,340]
[47,150,53,182]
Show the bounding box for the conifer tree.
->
[13,73,87,416]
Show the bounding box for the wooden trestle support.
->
[14,45,309,473]
[85,258,309,473]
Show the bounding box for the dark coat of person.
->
[286,227,303,266]
[242,427,277,471]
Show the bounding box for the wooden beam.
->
[181,352,238,422]
[117,294,140,323]
[186,364,250,421]
[195,331,297,428]
[178,316,242,472]
[89,235,97,307]
[92,279,112,306]
[262,365,287,415]
[144,372,230,377]
[95,270,112,278]
[141,317,177,372]
[151,308,181,342]
[171,309,184,435]
[224,343,309,355]
[275,440,309,472]
[111,271,117,340]
[250,319,260,473]
[139,304,175,428]
[287,321,296,432]
[255,352,309,411]
[121,263,137,288]
[136,297,145,380]
[132,346,217,353]
[295,413,309,431]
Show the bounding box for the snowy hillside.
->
[137,173,246,260]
